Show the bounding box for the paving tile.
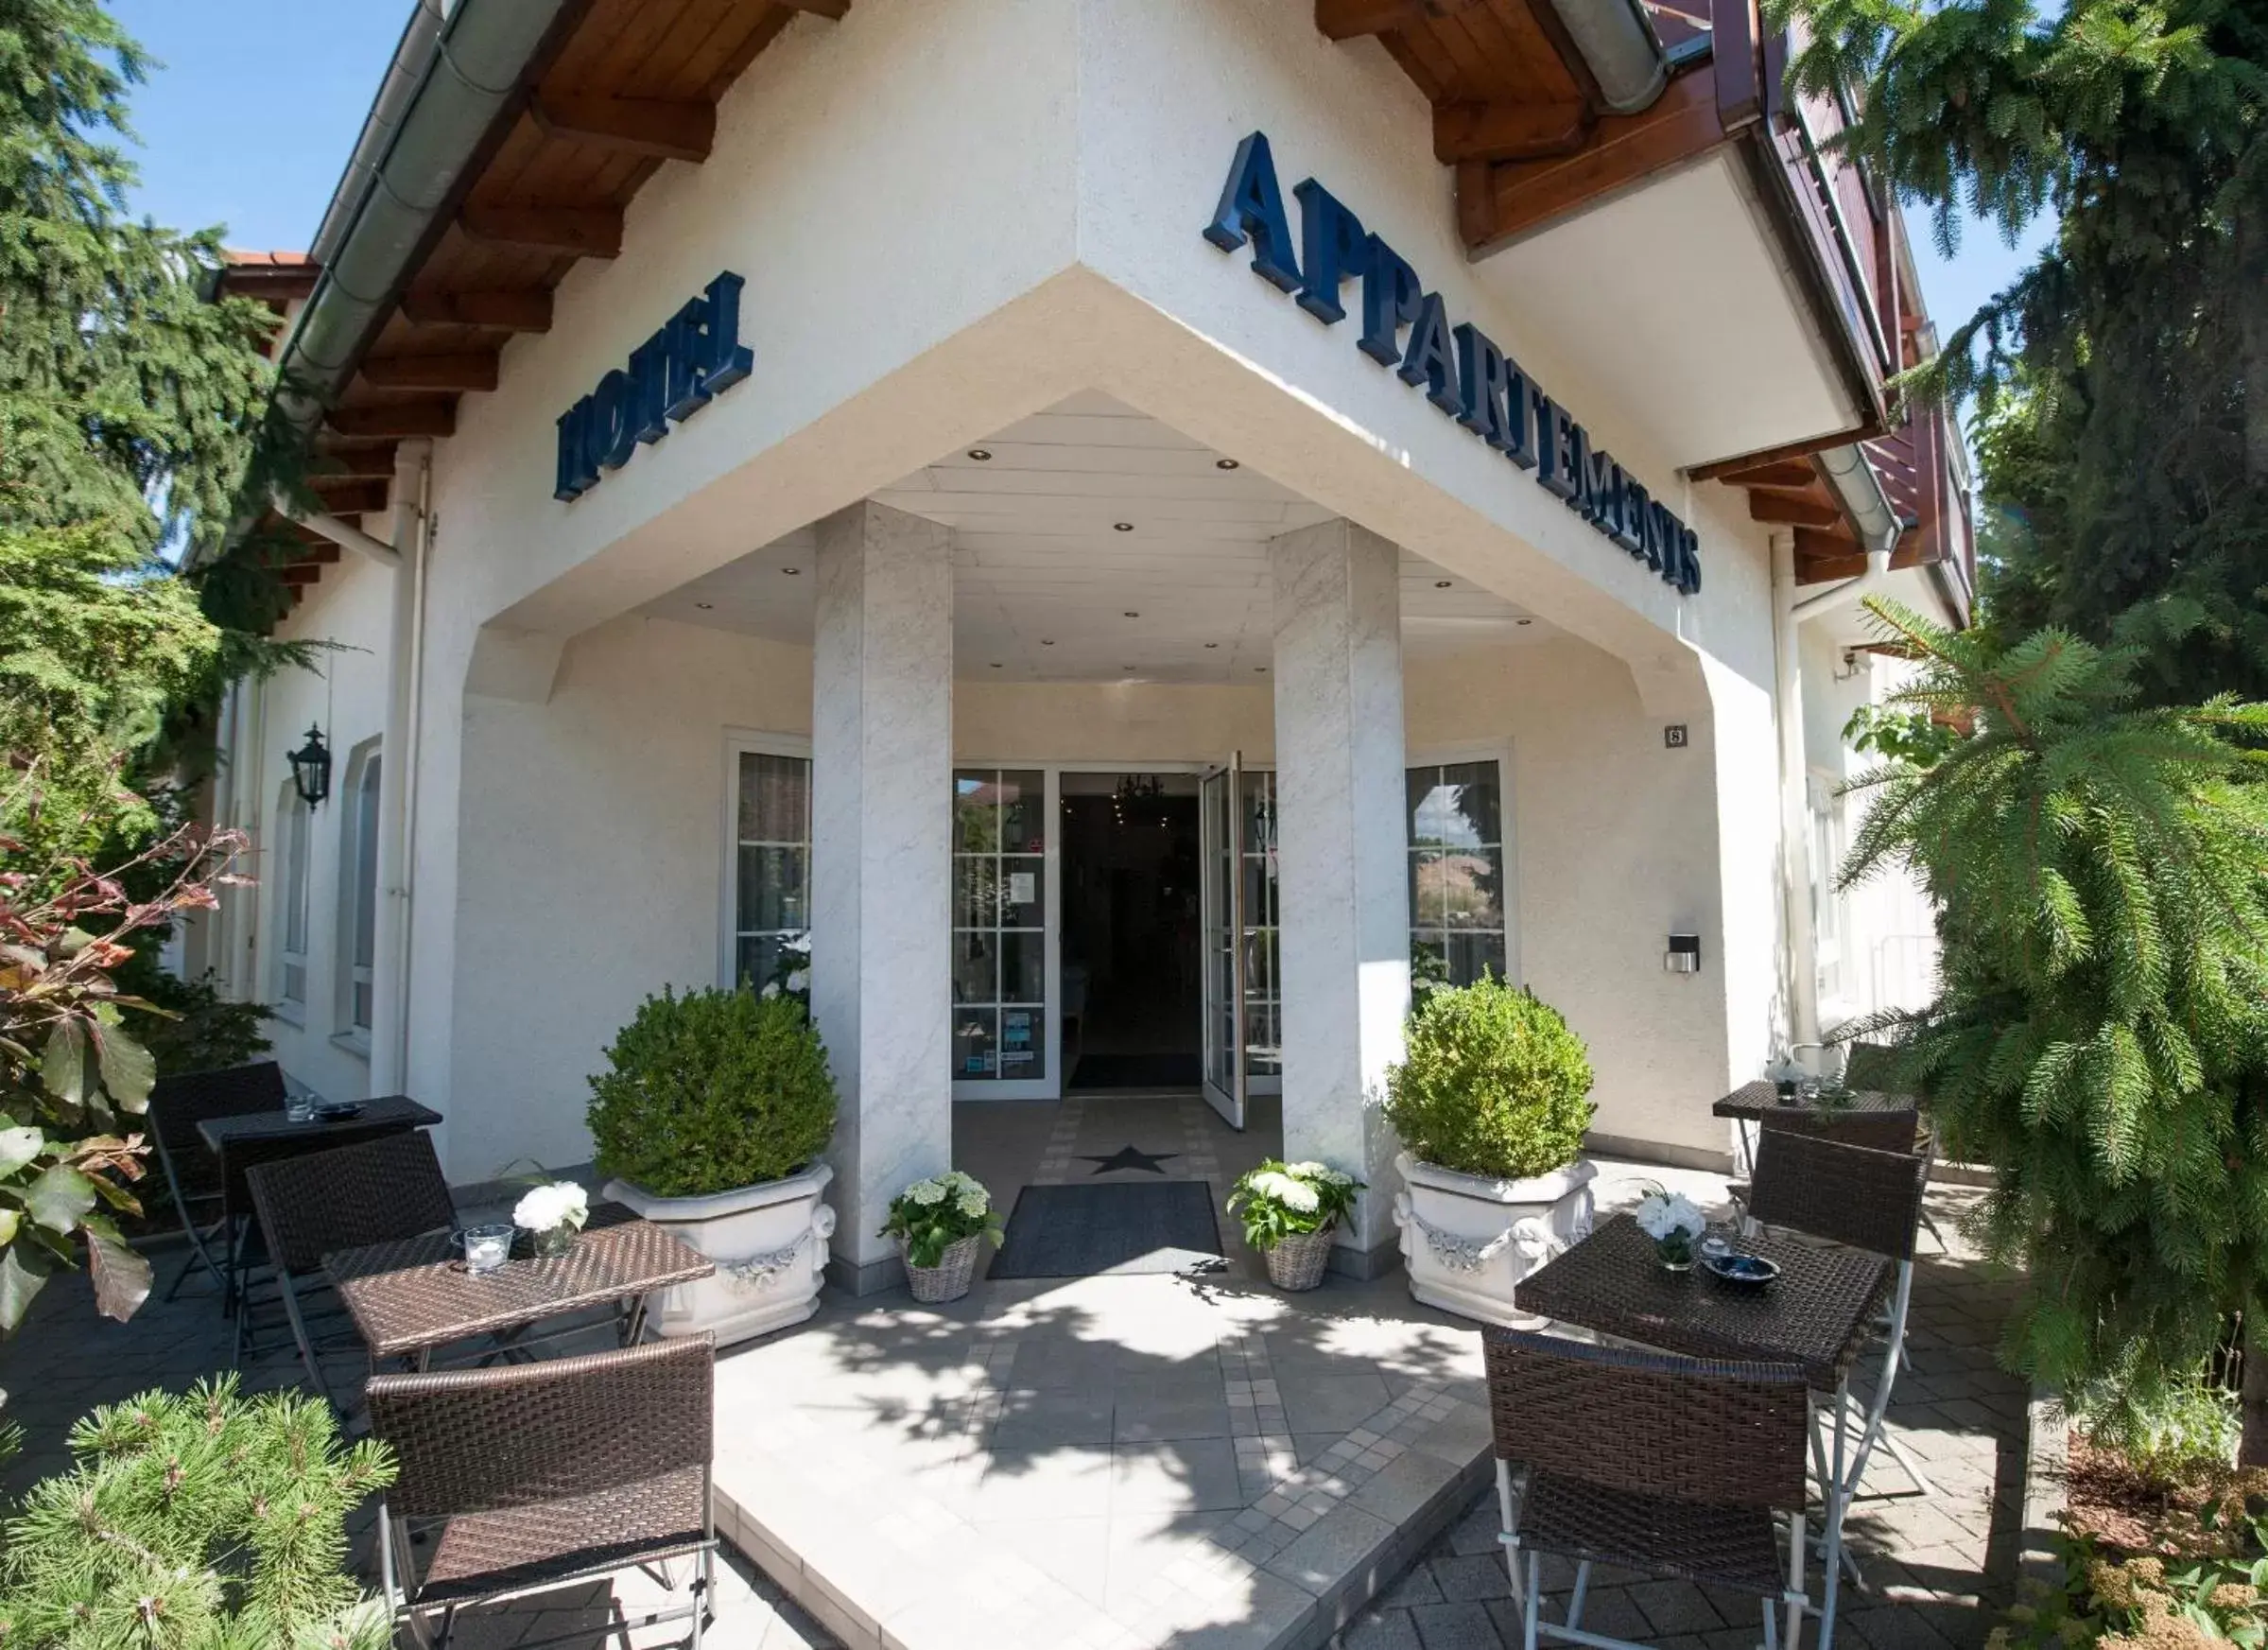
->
[1626,1578,1723,1634]
[1263,1502,1398,1597]
[992,1385,1117,1449]
[1409,1601,1502,1649]
[1340,1611,1427,1650]
[1278,1370,1395,1434]
[1110,1437,1245,1512]
[1428,1554,1513,1603]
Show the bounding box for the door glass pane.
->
[733,751,812,991]
[952,769,1047,1083]
[1239,769,1278,1081]
[1408,760,1509,988]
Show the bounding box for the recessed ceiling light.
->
[1434,580,1452,589]
[1203,642,1219,649]
[1215,458,1239,471]
[989,662,1002,669]
[1113,522,1134,532]
[1121,665,1135,672]
[1040,639,1055,646]
[1255,666,1267,673]
[967,448,992,461]
[1515,617,1533,626]
[695,601,714,610]
[1123,611,1139,618]
[781,566,801,576]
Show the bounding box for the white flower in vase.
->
[513,1181,590,1235]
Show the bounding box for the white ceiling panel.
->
[638,395,1555,682]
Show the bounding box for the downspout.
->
[1537,0,1671,112]
[372,443,433,1097]
[1771,444,1901,1053]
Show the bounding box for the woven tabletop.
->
[1516,1213,1893,1388]
[197,1094,441,1154]
[1711,1081,1915,1121]
[325,1202,714,1358]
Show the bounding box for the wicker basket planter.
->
[603,1162,835,1347]
[904,1234,981,1304]
[1392,1152,1596,1327]
[1263,1225,1335,1292]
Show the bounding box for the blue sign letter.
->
[1203,131,1302,293]
[1292,179,1366,324]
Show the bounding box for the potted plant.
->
[588,984,839,1345]
[1384,977,1598,1325]
[879,1171,1003,1304]
[1226,1159,1363,1291]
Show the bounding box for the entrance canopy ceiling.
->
[642,393,1556,684]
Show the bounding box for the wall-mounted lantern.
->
[287,725,333,808]
[1665,932,1702,974]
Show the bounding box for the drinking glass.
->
[462,1224,513,1274]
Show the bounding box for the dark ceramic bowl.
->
[1702,1251,1780,1292]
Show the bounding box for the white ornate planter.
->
[1391,1152,1596,1327]
[604,1162,835,1347]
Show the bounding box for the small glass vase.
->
[1653,1232,1696,1272]
[530,1223,578,1259]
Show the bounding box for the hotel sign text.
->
[1203,132,1700,596]
[554,271,753,502]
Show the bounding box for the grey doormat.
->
[988,1181,1225,1279]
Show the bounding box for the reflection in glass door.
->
[1238,769,1282,1092]
[1199,758,1245,1130]
[951,769,1051,1094]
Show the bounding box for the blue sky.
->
[109,1,2051,405]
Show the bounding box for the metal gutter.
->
[276,0,575,427]
[1538,0,1672,113]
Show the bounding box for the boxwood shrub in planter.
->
[1384,978,1599,1325]
[589,986,839,1345]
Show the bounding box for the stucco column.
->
[811,500,953,1294]
[1271,518,1409,1277]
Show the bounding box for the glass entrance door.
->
[1200,757,1246,1130]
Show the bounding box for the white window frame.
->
[272,782,311,1022]
[1405,741,1519,989]
[719,729,814,993]
[335,739,382,1052]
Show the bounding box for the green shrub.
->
[1385,979,1594,1180]
[587,986,837,1198]
[0,1376,395,1647]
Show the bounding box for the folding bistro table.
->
[324,1200,716,1370]
[1515,1213,1894,1647]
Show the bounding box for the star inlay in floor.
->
[1078,1144,1181,1175]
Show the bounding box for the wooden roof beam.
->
[306,477,392,516]
[314,442,399,480]
[774,0,849,15]
[279,564,324,587]
[1747,488,1842,529]
[1435,100,1590,165]
[459,205,624,259]
[326,399,457,440]
[1316,0,1484,40]
[1716,460,1816,490]
[1463,73,1722,255]
[398,288,553,333]
[361,353,501,392]
[532,95,715,163]
[286,541,343,566]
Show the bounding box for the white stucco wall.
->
[210,0,1859,1180]
[235,554,395,1107]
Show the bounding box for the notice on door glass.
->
[1008,871,1035,905]
[1001,1009,1036,1072]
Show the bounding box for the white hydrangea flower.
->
[955,1190,988,1219]
[909,1179,947,1207]
[1285,1161,1330,1179]
[786,968,809,992]
[513,1182,588,1233]
[1253,1170,1320,1213]
[781,932,811,957]
[1634,1190,1705,1242]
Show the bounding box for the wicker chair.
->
[1484,1329,1811,1649]
[147,1061,286,1301]
[366,1335,718,1650]
[243,1131,457,1406]
[1748,1127,1932,1639]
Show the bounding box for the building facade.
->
[194,0,1970,1291]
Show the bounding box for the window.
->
[341,749,382,1034]
[275,786,311,1011]
[951,769,1046,1083]
[1407,760,1507,989]
[728,747,811,990]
